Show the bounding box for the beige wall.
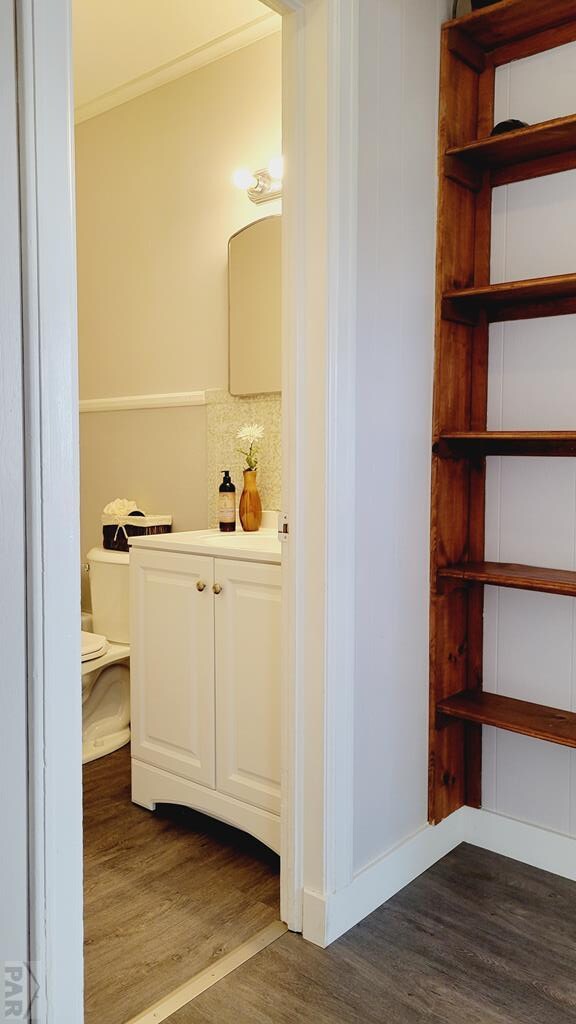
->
[76,31,281,398]
[80,406,207,605]
[76,32,282,606]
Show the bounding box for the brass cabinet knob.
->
[196,581,206,592]
[213,583,222,595]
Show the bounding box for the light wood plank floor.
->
[83,746,279,1024]
[166,843,576,1023]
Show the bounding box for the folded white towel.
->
[102,498,143,517]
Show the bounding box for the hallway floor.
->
[83,746,279,1024]
[166,843,576,1024]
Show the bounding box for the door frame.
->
[0,0,29,998]
[15,0,359,1018]
[277,0,359,937]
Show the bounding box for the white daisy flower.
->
[237,423,264,444]
[237,423,264,470]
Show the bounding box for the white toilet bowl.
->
[81,632,130,764]
[82,547,131,764]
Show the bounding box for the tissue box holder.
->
[102,514,172,553]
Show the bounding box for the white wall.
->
[353,0,449,873]
[483,40,576,836]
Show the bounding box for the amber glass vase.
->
[239,469,262,532]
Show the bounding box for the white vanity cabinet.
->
[214,558,281,815]
[129,532,282,853]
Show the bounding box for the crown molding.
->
[75,13,281,125]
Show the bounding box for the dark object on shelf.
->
[491,118,529,136]
[452,1,505,20]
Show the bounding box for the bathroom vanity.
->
[129,529,282,852]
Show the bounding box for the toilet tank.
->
[87,547,130,644]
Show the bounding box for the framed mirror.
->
[228,215,281,395]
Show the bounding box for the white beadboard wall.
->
[353,0,448,873]
[483,40,576,835]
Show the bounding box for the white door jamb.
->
[16,1,360,1019]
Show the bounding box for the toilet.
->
[82,547,131,764]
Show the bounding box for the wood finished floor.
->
[83,746,279,1024]
[166,843,576,1024]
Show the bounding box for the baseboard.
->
[302,808,467,947]
[461,806,576,883]
[303,805,576,948]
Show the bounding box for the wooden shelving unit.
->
[429,0,576,824]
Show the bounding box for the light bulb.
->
[233,168,257,190]
[268,155,284,181]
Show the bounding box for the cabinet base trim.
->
[131,758,281,853]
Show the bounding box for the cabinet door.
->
[214,558,281,814]
[130,549,215,787]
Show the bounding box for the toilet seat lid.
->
[81,630,109,663]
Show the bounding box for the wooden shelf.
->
[446,1,576,56]
[443,273,576,324]
[435,432,576,458]
[438,561,576,598]
[437,690,576,749]
[445,114,576,189]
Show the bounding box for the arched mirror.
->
[228,215,281,395]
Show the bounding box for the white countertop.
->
[129,527,282,564]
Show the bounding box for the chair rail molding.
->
[79,391,207,413]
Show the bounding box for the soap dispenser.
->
[218,470,236,532]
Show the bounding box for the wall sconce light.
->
[233,156,283,204]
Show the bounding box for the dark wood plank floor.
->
[166,843,576,1024]
[83,746,279,1024]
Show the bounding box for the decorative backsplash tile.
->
[206,389,281,526]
